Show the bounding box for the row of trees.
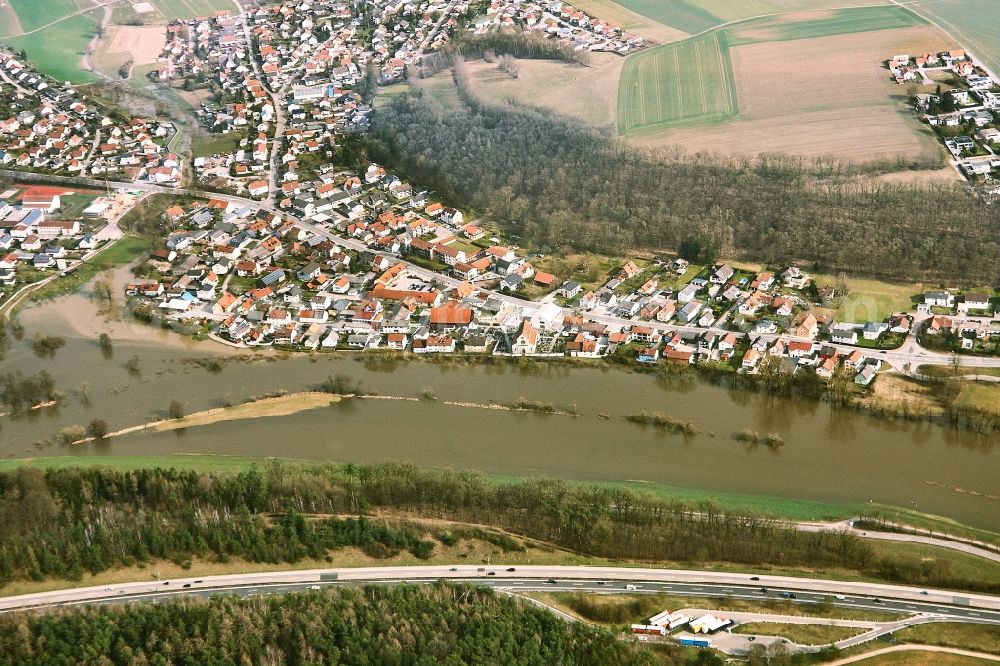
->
[367,92,1000,283]
[0,463,993,594]
[0,584,664,666]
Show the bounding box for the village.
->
[0,0,994,389]
[114,152,999,389]
[0,52,182,185]
[470,0,646,55]
[891,48,1000,182]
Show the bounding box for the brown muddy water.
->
[2,267,998,531]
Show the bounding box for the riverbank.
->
[257,348,1000,434]
[1,453,996,547]
[4,280,999,535]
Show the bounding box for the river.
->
[2,267,999,531]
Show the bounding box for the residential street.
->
[5,169,999,372]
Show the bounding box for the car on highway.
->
[873,598,883,603]
[625,584,638,591]
[449,567,458,571]
[487,572,496,576]
[162,582,170,586]
[182,583,191,588]
[506,567,516,572]
[546,579,557,584]
[835,595,846,600]
[750,576,759,581]
[310,585,321,590]
[920,590,929,595]
[759,587,768,593]
[194,580,203,584]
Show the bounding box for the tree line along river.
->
[3,269,999,532]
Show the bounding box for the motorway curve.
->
[3,565,1000,621]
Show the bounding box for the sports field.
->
[913,0,1000,76]
[3,12,99,83]
[617,31,738,132]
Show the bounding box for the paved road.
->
[4,565,1000,618]
[824,643,1000,665]
[797,519,1000,564]
[233,0,285,204]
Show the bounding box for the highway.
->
[3,565,1000,621]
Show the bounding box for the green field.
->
[605,0,899,36]
[617,31,738,132]
[733,622,865,644]
[53,193,100,220]
[812,275,923,323]
[893,623,1000,656]
[617,5,928,135]
[153,0,238,21]
[727,5,927,45]
[612,0,724,34]
[25,235,151,305]
[8,0,76,33]
[914,0,1000,76]
[3,12,99,83]
[193,131,244,157]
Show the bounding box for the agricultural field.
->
[566,0,690,43]
[610,0,724,34]
[3,12,100,83]
[619,8,951,162]
[726,5,927,45]
[913,0,1000,76]
[617,31,737,132]
[92,23,166,78]
[460,54,625,127]
[101,25,166,65]
[7,0,76,33]
[603,0,893,35]
[152,0,237,21]
[0,1,22,37]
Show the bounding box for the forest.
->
[0,584,678,666]
[0,463,993,595]
[366,86,1000,283]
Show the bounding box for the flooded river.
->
[3,268,999,531]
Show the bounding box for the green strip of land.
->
[1,455,996,547]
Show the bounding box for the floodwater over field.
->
[3,267,999,531]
